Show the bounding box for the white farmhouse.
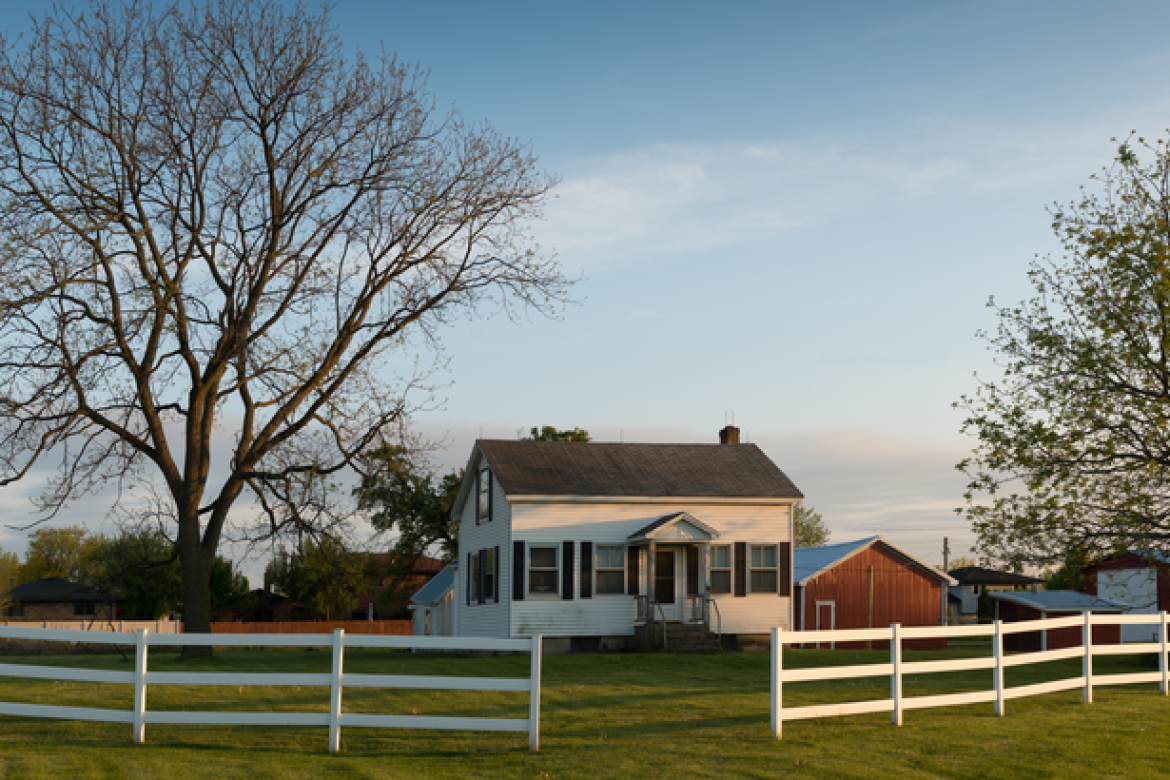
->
[449,426,803,653]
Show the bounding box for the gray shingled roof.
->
[949,566,1043,587]
[5,577,121,603]
[475,440,803,499]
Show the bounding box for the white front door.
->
[654,548,680,621]
[1098,568,1159,643]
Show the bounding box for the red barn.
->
[1083,552,1170,643]
[990,591,1123,652]
[793,536,956,649]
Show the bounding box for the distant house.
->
[990,591,1124,652]
[450,426,803,653]
[220,589,297,623]
[793,536,956,649]
[352,554,446,621]
[2,577,121,622]
[1083,551,1170,643]
[947,566,1043,624]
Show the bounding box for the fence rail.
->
[0,626,543,752]
[771,612,1170,738]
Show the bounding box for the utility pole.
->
[943,537,951,572]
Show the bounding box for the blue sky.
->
[4,0,1170,575]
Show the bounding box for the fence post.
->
[1082,611,1093,704]
[890,623,902,727]
[329,629,344,754]
[133,629,149,744]
[771,627,781,739]
[993,620,1004,717]
[529,634,542,752]
[1158,611,1169,697]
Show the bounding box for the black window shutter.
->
[580,542,593,599]
[734,542,747,597]
[512,541,525,601]
[487,471,493,522]
[779,542,791,596]
[494,545,501,603]
[627,546,639,595]
[478,549,486,605]
[562,541,575,601]
[474,470,482,526]
[687,546,699,596]
[466,553,472,605]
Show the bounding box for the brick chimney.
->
[719,425,740,444]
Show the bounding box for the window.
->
[3,603,23,618]
[528,545,558,596]
[469,553,481,603]
[595,545,625,595]
[711,545,732,594]
[751,545,778,593]
[483,547,495,601]
[74,602,96,617]
[476,469,491,523]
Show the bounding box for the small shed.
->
[3,577,121,621]
[409,564,455,637]
[793,536,957,649]
[990,591,1124,652]
[1083,552,1170,643]
[947,566,1043,624]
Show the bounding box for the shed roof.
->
[410,564,454,606]
[5,577,121,603]
[990,590,1126,613]
[1081,550,1170,573]
[948,566,1043,586]
[794,536,957,587]
[472,440,803,500]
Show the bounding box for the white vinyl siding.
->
[510,501,791,637]
[456,460,511,638]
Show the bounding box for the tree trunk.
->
[179,535,214,660]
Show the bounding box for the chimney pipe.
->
[719,425,740,444]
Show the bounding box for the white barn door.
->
[1098,568,1159,643]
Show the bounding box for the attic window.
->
[476,469,492,523]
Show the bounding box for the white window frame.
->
[595,544,625,596]
[750,544,778,594]
[528,545,559,598]
[710,544,732,595]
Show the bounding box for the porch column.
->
[701,542,711,625]
[648,541,657,601]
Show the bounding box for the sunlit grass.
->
[0,646,1166,778]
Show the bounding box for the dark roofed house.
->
[3,577,121,622]
[947,566,1044,624]
[449,426,803,653]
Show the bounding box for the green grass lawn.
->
[0,644,1167,778]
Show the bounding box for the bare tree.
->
[0,0,567,652]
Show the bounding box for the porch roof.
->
[627,511,720,543]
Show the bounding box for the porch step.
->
[661,623,721,654]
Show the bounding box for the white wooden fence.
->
[0,626,543,752]
[771,612,1170,738]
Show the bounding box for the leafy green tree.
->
[0,547,18,614]
[525,426,591,442]
[267,538,365,621]
[355,446,461,605]
[1043,547,1092,593]
[793,505,832,548]
[208,556,251,622]
[958,136,1170,567]
[90,529,183,620]
[0,0,567,650]
[18,526,104,585]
